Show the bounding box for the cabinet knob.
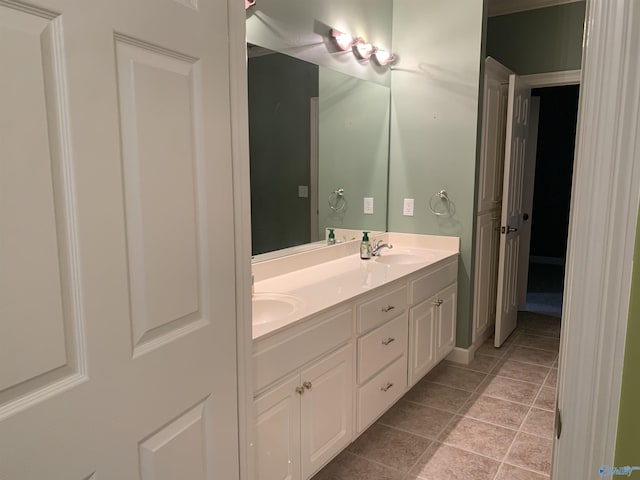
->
[295,386,305,395]
[381,304,395,313]
[303,381,312,390]
[381,337,395,346]
[380,382,394,392]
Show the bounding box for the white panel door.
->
[408,298,436,387]
[435,284,457,361]
[0,0,240,478]
[255,375,301,480]
[495,74,531,347]
[300,345,353,479]
[473,211,501,340]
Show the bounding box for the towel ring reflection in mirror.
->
[329,188,347,213]
[429,190,452,217]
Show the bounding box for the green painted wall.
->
[318,68,390,234]
[248,53,318,255]
[615,210,640,467]
[389,0,485,348]
[246,0,393,86]
[487,2,585,74]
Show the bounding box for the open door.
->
[0,0,240,477]
[495,74,531,347]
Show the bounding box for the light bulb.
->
[331,29,355,51]
[353,39,373,60]
[373,48,395,66]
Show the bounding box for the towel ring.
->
[429,190,452,217]
[328,188,347,213]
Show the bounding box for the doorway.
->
[521,85,580,318]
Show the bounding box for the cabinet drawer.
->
[356,355,407,433]
[410,260,457,305]
[357,285,407,334]
[357,313,407,384]
[253,307,352,393]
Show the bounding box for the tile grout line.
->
[341,450,408,477]
[502,320,559,477]
[499,366,553,477]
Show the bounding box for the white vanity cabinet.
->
[355,283,408,432]
[253,308,354,480]
[253,245,459,480]
[408,259,458,387]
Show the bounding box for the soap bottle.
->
[360,231,371,259]
[327,228,336,245]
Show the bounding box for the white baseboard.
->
[448,324,495,365]
[446,347,473,364]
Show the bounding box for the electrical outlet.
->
[364,197,374,214]
[298,185,309,198]
[403,198,414,216]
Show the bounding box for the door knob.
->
[501,226,519,234]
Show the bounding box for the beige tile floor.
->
[312,312,560,480]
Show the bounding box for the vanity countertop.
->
[252,233,459,340]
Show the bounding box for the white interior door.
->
[517,96,541,308]
[495,74,531,347]
[0,0,240,478]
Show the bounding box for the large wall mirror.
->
[246,0,393,258]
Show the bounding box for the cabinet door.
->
[436,284,458,361]
[408,297,437,387]
[300,344,353,479]
[255,374,301,480]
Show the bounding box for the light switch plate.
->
[298,185,309,198]
[364,197,374,214]
[403,198,414,216]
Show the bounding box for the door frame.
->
[228,1,254,479]
[310,97,320,242]
[552,1,640,478]
[516,72,581,310]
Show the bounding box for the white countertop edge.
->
[252,233,460,341]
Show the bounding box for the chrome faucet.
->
[371,240,393,256]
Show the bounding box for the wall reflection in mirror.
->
[248,46,390,256]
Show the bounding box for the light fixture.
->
[353,39,374,60]
[331,29,356,51]
[329,27,396,67]
[372,47,395,66]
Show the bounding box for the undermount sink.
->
[374,251,432,265]
[252,293,303,325]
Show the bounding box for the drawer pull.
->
[295,386,305,395]
[433,299,443,306]
[303,381,312,390]
[381,304,395,313]
[381,337,395,346]
[380,382,394,392]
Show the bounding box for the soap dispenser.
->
[327,228,336,245]
[360,231,371,259]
